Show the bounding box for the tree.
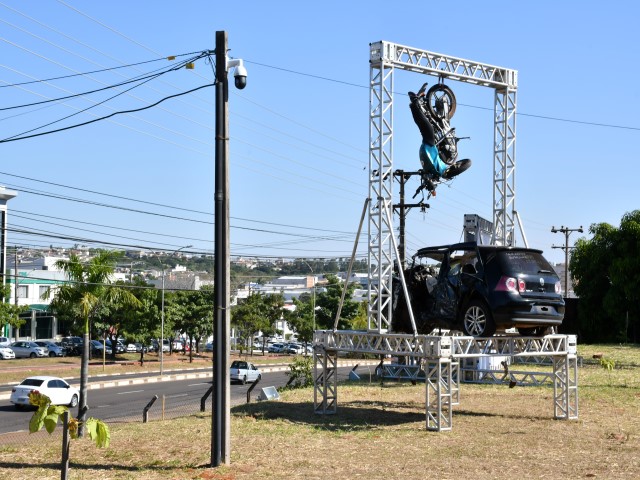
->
[314,275,360,330]
[231,293,285,355]
[0,284,28,336]
[47,251,140,435]
[169,286,214,362]
[116,279,161,365]
[570,211,640,342]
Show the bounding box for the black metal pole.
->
[212,30,228,467]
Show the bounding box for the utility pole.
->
[212,30,246,467]
[551,225,583,297]
[392,170,429,267]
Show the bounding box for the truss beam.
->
[368,41,519,331]
[313,331,578,430]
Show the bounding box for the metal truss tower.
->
[368,41,518,332]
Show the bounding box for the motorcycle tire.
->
[426,84,456,120]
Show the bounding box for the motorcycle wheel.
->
[426,84,456,120]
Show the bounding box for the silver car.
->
[35,340,66,357]
[10,341,47,358]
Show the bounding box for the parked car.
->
[9,341,47,358]
[34,340,66,357]
[282,343,304,355]
[10,376,79,409]
[105,340,125,354]
[61,336,83,356]
[133,343,148,353]
[229,360,262,384]
[267,342,285,353]
[126,343,137,353]
[0,345,16,359]
[0,336,11,347]
[152,339,170,353]
[204,342,213,352]
[392,242,565,337]
[90,340,112,356]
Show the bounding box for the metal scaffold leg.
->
[313,348,338,415]
[451,360,460,406]
[553,354,579,420]
[425,357,453,431]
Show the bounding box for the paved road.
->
[0,362,375,435]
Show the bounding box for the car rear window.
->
[21,379,44,387]
[499,251,555,275]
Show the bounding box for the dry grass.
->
[1,344,639,480]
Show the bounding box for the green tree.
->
[570,210,640,342]
[314,275,359,330]
[169,286,214,361]
[231,293,285,355]
[47,251,140,435]
[0,284,28,335]
[117,279,161,365]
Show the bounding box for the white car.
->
[0,346,16,360]
[126,343,137,353]
[10,376,79,410]
[230,360,261,384]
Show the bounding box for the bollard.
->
[201,385,213,412]
[246,376,261,403]
[143,395,159,423]
[61,410,70,480]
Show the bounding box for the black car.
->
[392,242,565,337]
[60,336,84,356]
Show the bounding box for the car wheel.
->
[241,376,247,385]
[49,351,56,357]
[69,394,79,408]
[30,352,37,358]
[462,300,496,337]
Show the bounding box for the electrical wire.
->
[0,53,205,111]
[0,83,214,143]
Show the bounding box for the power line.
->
[0,53,204,110]
[0,83,214,143]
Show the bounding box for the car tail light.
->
[555,281,562,295]
[496,276,525,293]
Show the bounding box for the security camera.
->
[227,58,247,90]
[234,64,247,89]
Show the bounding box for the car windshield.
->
[499,251,555,275]
[231,361,247,369]
[21,378,44,387]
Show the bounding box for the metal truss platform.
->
[313,330,578,431]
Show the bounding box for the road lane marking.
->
[117,390,144,395]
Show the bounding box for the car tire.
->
[49,352,56,357]
[69,394,79,408]
[462,300,496,337]
[30,352,37,358]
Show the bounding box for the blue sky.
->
[1,0,638,266]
